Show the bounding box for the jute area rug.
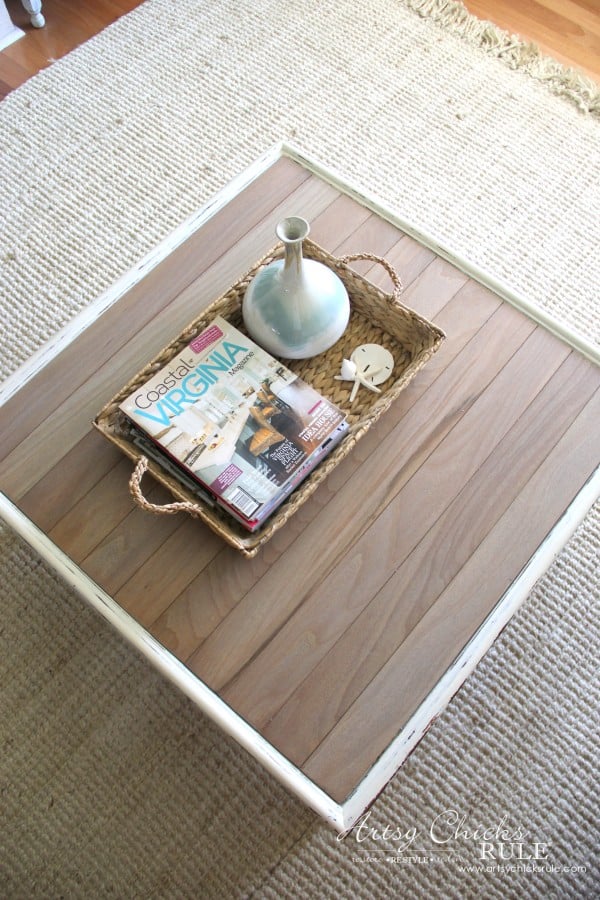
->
[1,1,598,897]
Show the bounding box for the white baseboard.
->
[0,25,24,51]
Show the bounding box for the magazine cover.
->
[119,316,348,528]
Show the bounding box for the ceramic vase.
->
[242,216,350,359]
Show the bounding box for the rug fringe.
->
[403,0,600,117]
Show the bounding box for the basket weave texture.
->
[94,240,445,557]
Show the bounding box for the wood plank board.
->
[1,151,599,828]
[303,385,600,798]
[262,349,597,772]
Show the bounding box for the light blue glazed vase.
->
[242,216,350,359]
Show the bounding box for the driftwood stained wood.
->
[1,157,599,811]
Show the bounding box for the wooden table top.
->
[2,149,599,830]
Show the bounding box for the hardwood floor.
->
[0,0,598,100]
[0,0,142,98]
[464,0,600,81]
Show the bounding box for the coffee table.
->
[1,144,599,833]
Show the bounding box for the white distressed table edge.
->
[2,143,599,834]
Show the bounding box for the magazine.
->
[119,316,348,530]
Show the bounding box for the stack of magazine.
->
[119,316,348,532]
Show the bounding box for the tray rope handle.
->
[129,456,204,518]
[336,252,403,303]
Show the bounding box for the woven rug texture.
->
[0,0,598,897]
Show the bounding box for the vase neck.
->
[283,239,304,277]
[276,216,310,278]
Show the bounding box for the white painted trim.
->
[0,24,24,51]
[0,143,284,408]
[0,491,346,832]
[279,142,600,367]
[4,465,596,835]
[338,464,600,833]
[2,142,599,833]
[2,140,596,412]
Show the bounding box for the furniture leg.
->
[20,0,44,28]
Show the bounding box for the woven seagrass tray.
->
[94,240,445,557]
